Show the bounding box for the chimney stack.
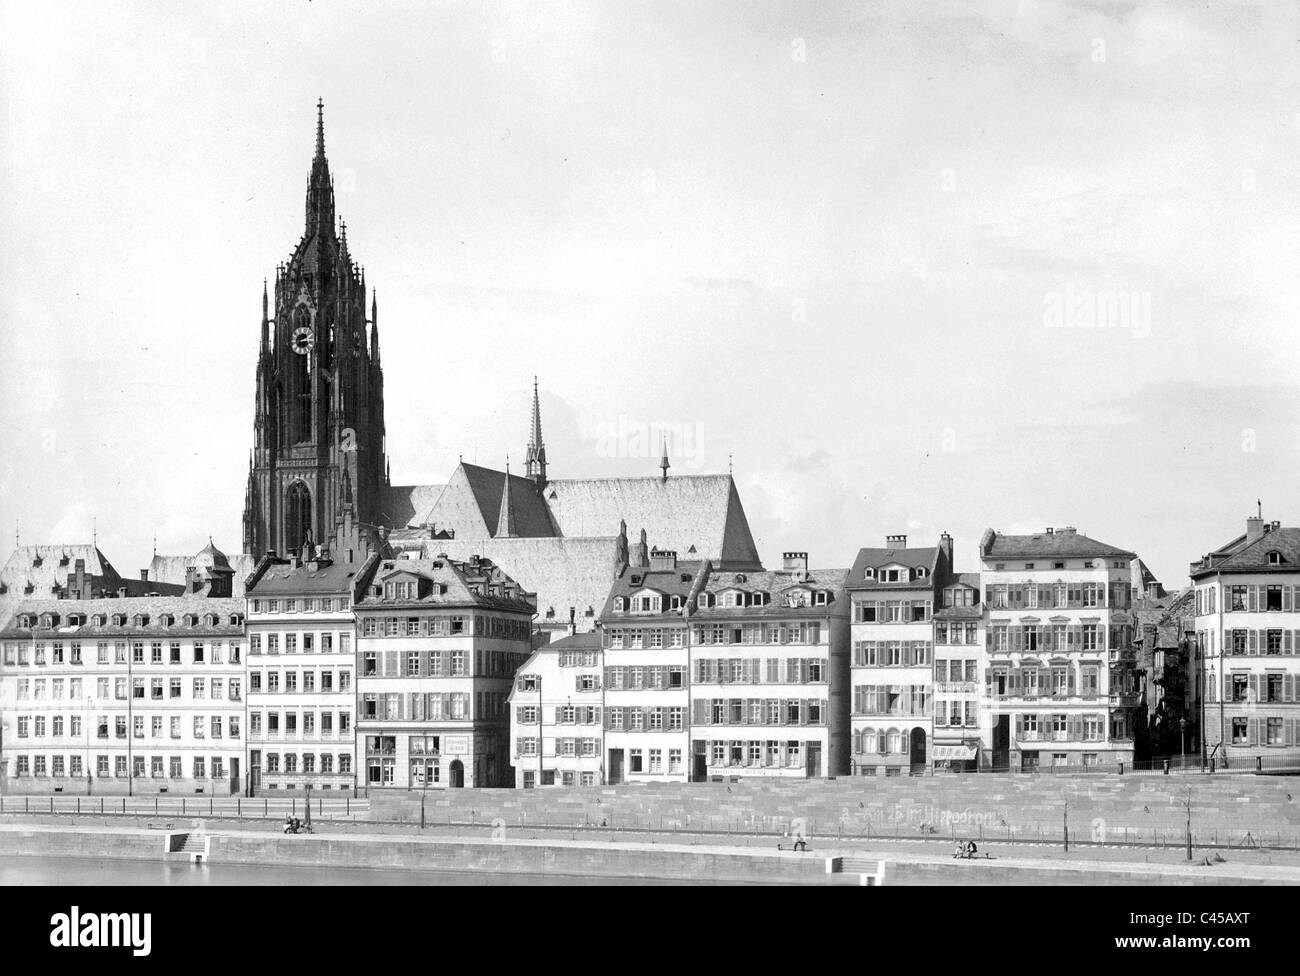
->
[1246,514,1265,545]
[783,552,809,582]
[649,549,678,571]
[139,569,148,582]
[886,534,907,548]
[568,606,576,636]
[939,532,953,567]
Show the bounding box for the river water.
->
[0,854,703,886]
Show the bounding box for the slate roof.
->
[545,474,760,568]
[0,544,121,600]
[847,546,940,590]
[0,595,245,638]
[1189,526,1300,578]
[397,466,762,569]
[395,535,623,632]
[980,529,1136,561]
[246,552,379,598]
[355,555,536,614]
[694,567,850,620]
[599,560,709,618]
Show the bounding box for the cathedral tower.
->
[243,100,387,557]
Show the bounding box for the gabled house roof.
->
[847,546,940,590]
[1190,526,1300,578]
[979,528,1135,561]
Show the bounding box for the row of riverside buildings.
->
[2,508,1296,793]
[2,106,1295,793]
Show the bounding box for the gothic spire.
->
[315,97,325,159]
[660,435,671,483]
[305,99,335,234]
[525,376,547,487]
[260,279,269,353]
[496,458,517,538]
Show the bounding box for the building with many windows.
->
[590,540,849,785]
[848,534,951,775]
[354,553,535,789]
[508,629,603,788]
[931,572,984,771]
[980,527,1137,770]
[598,540,697,783]
[687,553,849,780]
[1191,513,1300,766]
[244,515,376,794]
[0,548,245,794]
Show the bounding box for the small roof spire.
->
[660,435,671,482]
[496,457,518,538]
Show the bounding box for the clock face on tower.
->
[291,326,315,355]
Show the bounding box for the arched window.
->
[286,482,312,555]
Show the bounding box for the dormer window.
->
[20,614,34,628]
[864,567,875,579]
[670,595,682,610]
[916,568,927,578]
[751,592,768,607]
[133,615,147,627]
[614,597,627,612]
[814,591,828,606]
[630,576,642,586]
[230,615,243,626]
[93,615,106,627]
[1268,551,1283,566]
[734,574,746,584]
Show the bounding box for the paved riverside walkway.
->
[2,819,1298,885]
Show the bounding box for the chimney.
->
[568,606,577,636]
[783,551,809,581]
[631,529,650,569]
[649,549,677,570]
[139,569,148,582]
[939,532,953,566]
[1246,515,1265,545]
[886,534,907,548]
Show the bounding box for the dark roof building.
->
[979,526,1136,562]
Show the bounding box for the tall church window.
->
[286,482,312,555]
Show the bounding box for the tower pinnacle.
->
[315,97,325,159]
[525,376,548,487]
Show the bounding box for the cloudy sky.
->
[2,1,1298,586]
